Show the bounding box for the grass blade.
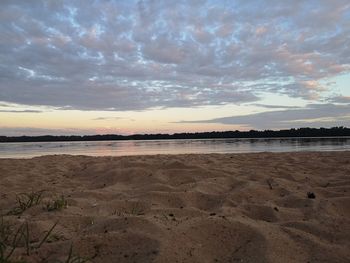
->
[36,221,58,249]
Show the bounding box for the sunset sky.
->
[1,0,350,136]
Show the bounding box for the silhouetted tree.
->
[0,127,349,143]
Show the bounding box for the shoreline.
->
[1,137,349,159]
[0,135,350,145]
[1,152,349,262]
[1,135,350,144]
[1,149,350,160]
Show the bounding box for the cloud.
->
[250,104,301,109]
[0,1,349,111]
[92,117,136,122]
[177,103,350,129]
[92,117,122,121]
[0,127,96,136]
[327,96,350,104]
[0,109,42,113]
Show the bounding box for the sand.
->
[0,152,349,262]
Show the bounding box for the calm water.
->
[0,137,349,158]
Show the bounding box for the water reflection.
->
[0,137,349,158]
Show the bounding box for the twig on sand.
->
[266,179,273,190]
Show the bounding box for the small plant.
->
[0,216,13,261]
[7,191,44,216]
[0,218,57,261]
[45,195,68,212]
[129,203,144,216]
[1,220,90,262]
[46,232,67,243]
[0,217,12,243]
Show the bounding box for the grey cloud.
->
[327,96,350,104]
[0,1,349,111]
[92,117,123,121]
[177,103,350,129]
[250,104,301,109]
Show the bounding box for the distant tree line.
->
[0,127,349,143]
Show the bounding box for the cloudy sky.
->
[0,0,349,136]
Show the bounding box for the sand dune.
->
[0,152,349,262]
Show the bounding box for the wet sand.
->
[0,152,349,262]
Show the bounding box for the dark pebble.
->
[307,192,316,199]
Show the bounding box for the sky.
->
[0,0,350,136]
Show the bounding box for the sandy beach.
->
[0,152,349,262]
